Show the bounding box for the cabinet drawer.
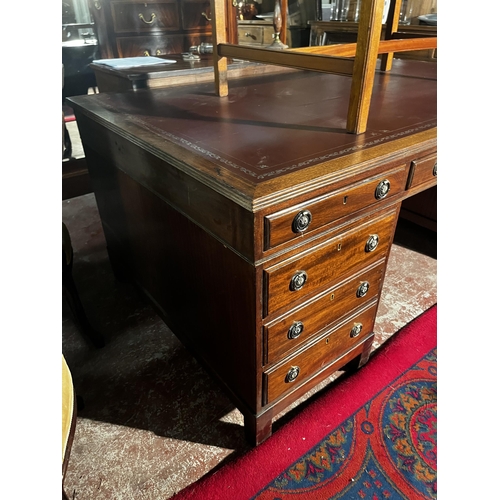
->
[264,166,407,250]
[406,153,437,189]
[264,261,384,365]
[263,209,397,317]
[111,1,180,33]
[116,35,186,56]
[238,26,264,45]
[264,302,377,405]
[181,0,212,31]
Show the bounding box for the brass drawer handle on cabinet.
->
[365,234,379,252]
[288,321,304,340]
[201,12,212,21]
[433,163,437,176]
[350,323,363,338]
[139,12,157,24]
[285,366,300,383]
[374,179,390,200]
[292,210,312,233]
[290,271,308,291]
[356,281,370,298]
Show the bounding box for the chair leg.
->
[63,123,72,159]
[63,257,105,348]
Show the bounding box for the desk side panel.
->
[82,142,260,411]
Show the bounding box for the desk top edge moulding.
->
[68,0,437,446]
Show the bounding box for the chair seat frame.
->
[210,0,437,134]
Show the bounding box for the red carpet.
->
[174,305,437,500]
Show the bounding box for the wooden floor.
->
[62,190,436,500]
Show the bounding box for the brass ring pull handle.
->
[139,12,157,24]
[292,210,312,233]
[288,321,304,340]
[350,323,363,338]
[285,366,300,383]
[374,179,390,200]
[201,12,212,21]
[356,281,370,298]
[290,271,308,291]
[365,234,379,252]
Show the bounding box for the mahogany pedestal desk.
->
[68,59,437,446]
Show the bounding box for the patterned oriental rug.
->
[174,305,437,500]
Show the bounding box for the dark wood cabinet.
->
[89,0,212,57]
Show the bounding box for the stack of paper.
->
[92,57,176,69]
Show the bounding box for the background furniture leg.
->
[63,223,105,348]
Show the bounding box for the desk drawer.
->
[263,302,377,405]
[407,153,437,189]
[111,1,180,33]
[263,209,397,317]
[264,166,407,250]
[264,261,384,365]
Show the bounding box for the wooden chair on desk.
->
[209,0,437,134]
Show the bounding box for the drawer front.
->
[116,35,187,56]
[181,0,212,31]
[111,1,180,33]
[265,166,407,250]
[264,261,385,365]
[264,303,377,405]
[264,209,397,317]
[238,26,264,45]
[262,26,275,45]
[407,153,437,189]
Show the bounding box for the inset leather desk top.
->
[70,59,436,202]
